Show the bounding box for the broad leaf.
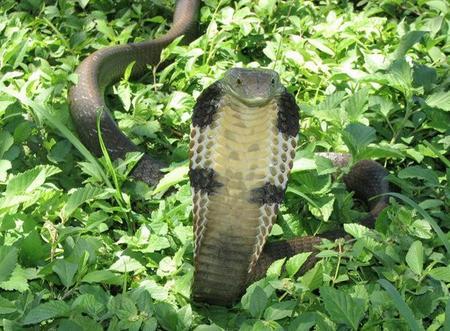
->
[286,252,312,278]
[342,123,376,156]
[53,260,79,288]
[428,267,450,282]
[406,241,424,276]
[263,300,297,321]
[0,247,18,283]
[249,286,267,319]
[320,287,364,330]
[22,301,70,325]
[426,91,450,111]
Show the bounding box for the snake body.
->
[69,0,389,306]
[69,0,200,185]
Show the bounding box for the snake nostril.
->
[237,78,242,85]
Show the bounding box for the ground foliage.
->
[0,0,449,329]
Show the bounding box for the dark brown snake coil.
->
[69,0,390,306]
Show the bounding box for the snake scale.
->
[69,0,389,306]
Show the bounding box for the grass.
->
[0,0,449,330]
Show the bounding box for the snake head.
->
[222,68,285,106]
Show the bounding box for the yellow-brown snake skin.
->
[189,68,300,305]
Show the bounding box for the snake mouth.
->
[226,92,274,107]
[223,84,285,107]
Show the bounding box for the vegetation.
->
[0,0,449,329]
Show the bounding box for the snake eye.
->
[236,78,242,85]
[271,78,275,85]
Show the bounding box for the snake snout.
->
[223,68,284,106]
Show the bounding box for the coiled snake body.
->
[69,0,389,306]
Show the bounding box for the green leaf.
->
[378,279,424,331]
[391,31,426,60]
[320,287,365,330]
[177,304,192,330]
[344,223,371,239]
[0,159,11,182]
[386,59,413,97]
[53,260,78,288]
[95,19,115,40]
[398,166,439,185]
[117,84,132,111]
[20,230,50,265]
[426,91,450,111]
[0,295,17,315]
[0,246,18,282]
[308,195,335,222]
[143,318,158,331]
[405,241,424,276]
[193,325,223,331]
[410,219,433,239]
[445,298,450,331]
[152,164,188,195]
[345,88,369,120]
[139,280,169,301]
[307,38,335,56]
[427,0,448,14]
[22,301,70,325]
[249,286,267,319]
[143,235,171,253]
[72,294,104,318]
[413,64,437,92]
[266,258,285,279]
[255,0,277,16]
[0,130,14,158]
[342,123,376,156]
[5,167,45,197]
[285,252,312,278]
[110,294,137,320]
[77,0,89,8]
[263,300,297,321]
[301,263,323,291]
[156,256,176,277]
[13,121,32,143]
[288,313,317,331]
[428,266,450,282]
[109,255,144,273]
[250,320,272,331]
[61,186,105,221]
[0,265,31,292]
[314,92,346,123]
[81,270,120,284]
[154,302,178,331]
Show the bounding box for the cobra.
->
[69,0,389,306]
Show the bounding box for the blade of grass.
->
[96,108,126,207]
[378,279,424,331]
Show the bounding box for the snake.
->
[69,0,390,306]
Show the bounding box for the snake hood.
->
[189,67,300,305]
